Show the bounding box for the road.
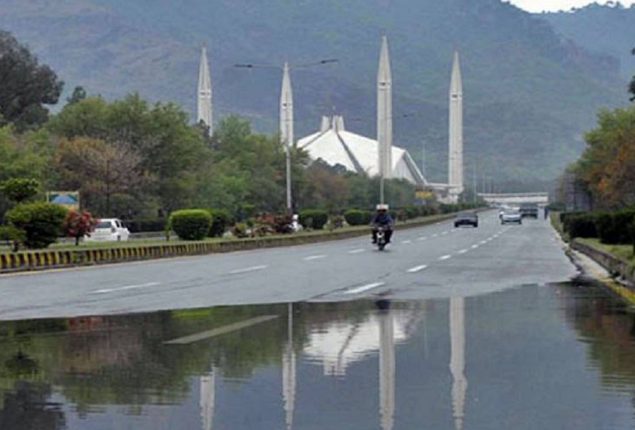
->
[0,210,577,320]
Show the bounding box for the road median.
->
[0,213,458,274]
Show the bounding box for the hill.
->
[542,3,635,79]
[0,0,627,189]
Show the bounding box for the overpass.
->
[478,192,549,206]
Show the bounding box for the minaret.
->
[197,46,213,136]
[448,51,464,197]
[280,62,294,211]
[449,297,467,430]
[377,36,393,186]
[379,309,395,430]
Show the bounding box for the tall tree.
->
[629,47,635,102]
[0,31,63,130]
[54,137,152,216]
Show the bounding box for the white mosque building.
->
[297,116,427,186]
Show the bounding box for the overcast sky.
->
[507,0,635,12]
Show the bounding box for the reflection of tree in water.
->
[557,282,635,388]
[0,301,402,415]
[0,381,65,430]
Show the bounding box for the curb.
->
[571,239,635,286]
[0,213,458,274]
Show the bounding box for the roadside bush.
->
[5,202,68,249]
[563,213,598,239]
[63,210,98,246]
[169,209,212,241]
[596,210,635,244]
[344,209,371,226]
[403,206,419,220]
[255,214,293,234]
[0,225,25,252]
[232,222,250,239]
[208,209,232,237]
[299,209,328,230]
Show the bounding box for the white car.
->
[501,210,522,225]
[86,218,130,242]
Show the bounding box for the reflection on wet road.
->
[0,281,634,429]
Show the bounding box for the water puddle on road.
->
[0,281,634,429]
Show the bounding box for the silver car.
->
[501,210,522,225]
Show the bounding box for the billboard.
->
[47,191,80,211]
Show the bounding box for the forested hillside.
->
[0,0,626,189]
[543,3,635,79]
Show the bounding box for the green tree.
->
[0,178,40,203]
[0,31,63,130]
[49,94,210,215]
[630,47,635,102]
[66,86,87,105]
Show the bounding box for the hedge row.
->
[561,209,635,245]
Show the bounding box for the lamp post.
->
[235,59,338,213]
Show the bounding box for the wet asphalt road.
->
[0,211,576,320]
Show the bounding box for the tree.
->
[66,86,87,105]
[573,106,635,208]
[63,210,97,245]
[0,31,63,130]
[0,178,40,203]
[630,47,635,102]
[54,137,152,217]
[49,94,210,214]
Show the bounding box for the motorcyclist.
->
[371,204,394,244]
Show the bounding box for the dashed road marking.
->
[91,282,160,295]
[407,264,428,273]
[471,244,479,249]
[458,249,468,254]
[229,265,268,275]
[344,281,386,295]
[432,234,439,238]
[439,254,452,261]
[417,237,427,241]
[348,249,365,254]
[401,240,412,244]
[304,255,327,261]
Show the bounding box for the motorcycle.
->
[376,225,388,251]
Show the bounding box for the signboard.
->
[47,191,80,211]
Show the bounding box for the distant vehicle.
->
[454,212,478,228]
[85,218,130,242]
[501,210,522,225]
[519,203,538,219]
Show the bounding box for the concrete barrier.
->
[571,239,635,285]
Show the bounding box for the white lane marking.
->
[439,254,452,261]
[417,236,427,241]
[91,282,160,295]
[304,254,327,261]
[432,234,439,238]
[479,240,487,245]
[164,315,279,345]
[471,244,479,249]
[348,249,365,254]
[401,240,412,244]
[441,231,449,236]
[344,282,386,295]
[458,249,468,254]
[407,264,428,273]
[229,265,268,275]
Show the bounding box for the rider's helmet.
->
[376,203,389,212]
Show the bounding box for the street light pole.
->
[235,58,338,214]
